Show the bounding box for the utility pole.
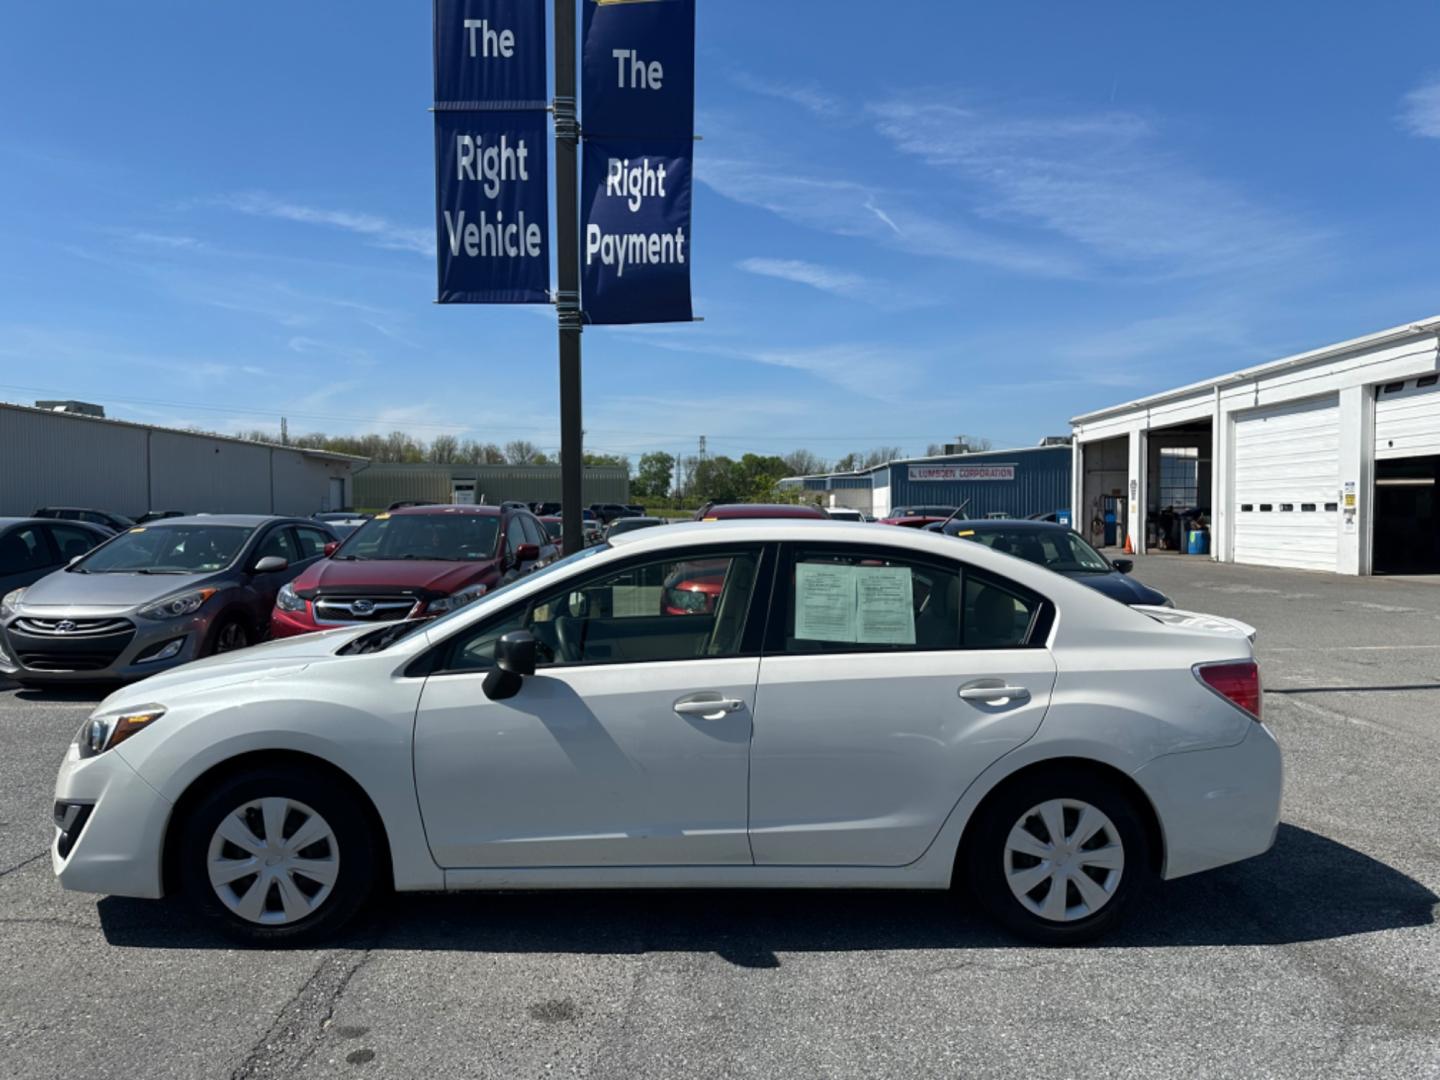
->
[280,417,289,446]
[554,0,584,554]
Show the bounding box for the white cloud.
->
[1399,75,1440,138]
[737,257,932,310]
[732,72,845,118]
[868,99,1324,278]
[698,156,1085,278]
[213,193,433,257]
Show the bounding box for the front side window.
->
[255,527,299,564]
[336,513,501,562]
[778,546,1042,654]
[293,526,332,560]
[45,524,101,563]
[75,525,253,574]
[505,516,527,555]
[442,549,763,671]
[519,514,546,548]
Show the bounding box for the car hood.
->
[99,626,368,712]
[14,569,217,612]
[297,558,497,597]
[1062,570,1169,607]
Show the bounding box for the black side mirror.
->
[483,630,538,701]
[1112,558,1134,574]
[253,555,289,574]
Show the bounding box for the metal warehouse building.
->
[0,402,363,518]
[1070,315,1440,575]
[353,462,630,509]
[780,445,1073,520]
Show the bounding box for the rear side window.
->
[775,546,1044,654]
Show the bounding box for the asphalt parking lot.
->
[2,555,1438,1079]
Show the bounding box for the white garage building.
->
[1070,315,1440,575]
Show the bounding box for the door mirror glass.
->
[253,555,289,573]
[323,541,340,558]
[1111,558,1134,574]
[515,542,540,563]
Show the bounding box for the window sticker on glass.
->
[855,566,915,645]
[795,563,858,642]
[794,561,917,645]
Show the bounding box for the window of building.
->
[1158,446,1200,509]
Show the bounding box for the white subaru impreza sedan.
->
[52,520,1280,945]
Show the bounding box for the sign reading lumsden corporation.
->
[909,465,1017,482]
[433,0,550,304]
[580,0,695,324]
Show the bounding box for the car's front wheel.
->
[964,767,1152,945]
[177,766,379,943]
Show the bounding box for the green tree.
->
[633,451,675,499]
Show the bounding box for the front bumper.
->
[0,612,207,683]
[1134,721,1283,880]
[52,741,171,898]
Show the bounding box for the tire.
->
[206,614,252,657]
[963,766,1152,945]
[176,765,379,944]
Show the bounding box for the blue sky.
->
[3,1,1439,467]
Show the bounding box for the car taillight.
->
[1195,660,1261,720]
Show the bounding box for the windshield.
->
[335,513,501,562]
[963,528,1112,572]
[75,525,253,574]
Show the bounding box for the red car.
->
[879,505,959,528]
[270,505,557,637]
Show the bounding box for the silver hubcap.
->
[206,798,339,926]
[1004,798,1124,922]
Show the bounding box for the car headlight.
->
[427,583,487,614]
[138,588,216,621]
[79,705,166,756]
[1,588,25,615]
[276,582,306,613]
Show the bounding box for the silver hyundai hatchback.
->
[0,515,333,685]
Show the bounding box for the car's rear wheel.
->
[964,766,1152,945]
[177,766,378,943]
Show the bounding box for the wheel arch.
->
[951,756,1165,886]
[161,748,394,897]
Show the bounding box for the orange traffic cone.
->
[1123,533,1134,555]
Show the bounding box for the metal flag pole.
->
[554,0,584,555]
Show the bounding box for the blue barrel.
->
[1187,528,1209,555]
[1104,512,1117,546]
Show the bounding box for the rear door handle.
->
[673,695,746,720]
[958,682,1031,704]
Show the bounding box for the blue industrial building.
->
[779,444,1072,520]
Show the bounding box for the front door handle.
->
[673,695,746,720]
[958,682,1031,704]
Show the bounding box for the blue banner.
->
[581,0,695,324]
[433,0,549,304]
[434,0,547,108]
[435,110,550,304]
[582,0,695,138]
[582,139,693,324]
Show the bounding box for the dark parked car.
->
[0,515,332,685]
[32,506,135,532]
[930,519,1172,607]
[604,516,664,539]
[134,509,186,524]
[694,503,830,521]
[589,503,642,525]
[0,518,114,600]
[271,504,558,637]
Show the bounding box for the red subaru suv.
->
[270,504,557,637]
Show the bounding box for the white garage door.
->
[1233,395,1340,571]
[1376,376,1440,460]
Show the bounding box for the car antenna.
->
[939,499,971,530]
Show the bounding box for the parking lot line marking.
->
[1265,645,1440,652]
